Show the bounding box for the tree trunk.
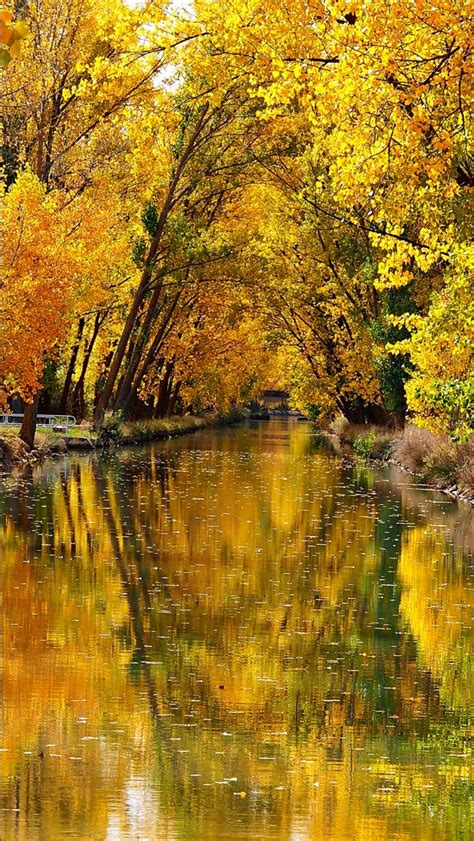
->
[93,104,210,427]
[72,380,85,420]
[113,281,165,411]
[155,362,174,417]
[59,317,85,413]
[166,380,182,417]
[93,268,154,425]
[93,343,117,418]
[20,394,39,449]
[71,312,103,417]
[119,290,183,416]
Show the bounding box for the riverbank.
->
[327,417,474,503]
[114,410,244,445]
[3,414,473,505]
[0,410,245,469]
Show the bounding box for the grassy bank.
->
[330,415,474,502]
[0,410,246,468]
[114,409,244,446]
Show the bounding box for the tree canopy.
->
[1,0,472,437]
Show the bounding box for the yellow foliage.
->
[0,0,472,430]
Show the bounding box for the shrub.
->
[369,434,393,460]
[97,410,124,448]
[423,442,458,482]
[391,426,439,472]
[353,432,376,459]
[392,425,474,492]
[330,413,351,440]
[218,406,246,424]
[353,431,393,461]
[454,438,474,491]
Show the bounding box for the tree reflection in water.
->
[0,422,472,840]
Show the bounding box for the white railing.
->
[0,413,76,433]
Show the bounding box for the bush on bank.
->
[329,414,474,497]
[392,427,474,493]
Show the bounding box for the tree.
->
[1,0,472,436]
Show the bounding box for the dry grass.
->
[453,440,474,492]
[458,450,474,487]
[330,415,396,461]
[353,430,394,461]
[120,415,211,443]
[118,409,245,445]
[330,415,396,448]
[393,425,474,493]
[330,414,352,440]
[329,418,474,494]
[392,426,441,472]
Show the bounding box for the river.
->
[0,420,472,840]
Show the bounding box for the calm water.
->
[1,421,473,841]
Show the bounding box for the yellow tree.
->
[1,172,79,409]
[191,0,472,429]
[0,5,28,67]
[1,0,179,441]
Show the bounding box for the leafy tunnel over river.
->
[0,420,472,841]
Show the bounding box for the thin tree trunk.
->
[155,362,174,417]
[166,380,182,417]
[59,317,85,413]
[115,334,139,401]
[113,281,165,411]
[93,342,117,417]
[71,312,102,417]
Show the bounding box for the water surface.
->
[1,421,473,840]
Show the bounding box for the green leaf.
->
[0,48,11,68]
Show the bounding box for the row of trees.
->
[1,0,472,442]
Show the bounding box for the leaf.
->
[0,8,12,24]
[13,20,29,39]
[0,46,10,67]
[0,19,12,44]
[9,38,21,59]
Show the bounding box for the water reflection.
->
[0,421,472,840]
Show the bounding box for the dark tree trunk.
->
[59,317,85,413]
[120,290,182,417]
[93,344,117,418]
[166,380,182,417]
[129,396,155,420]
[115,332,140,402]
[20,394,39,449]
[72,380,85,420]
[155,362,174,417]
[113,283,165,411]
[71,312,102,418]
